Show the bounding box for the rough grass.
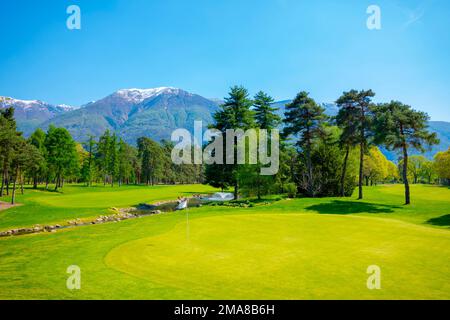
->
[0,184,449,299]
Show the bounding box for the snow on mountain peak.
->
[0,96,79,111]
[114,87,181,102]
[56,104,79,110]
[0,97,43,110]
[1,97,38,105]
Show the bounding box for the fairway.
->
[0,184,450,299]
[0,184,217,230]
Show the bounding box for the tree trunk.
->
[306,147,313,197]
[6,173,9,195]
[305,130,314,197]
[0,166,4,197]
[54,174,60,191]
[257,181,261,200]
[11,166,18,205]
[234,179,239,200]
[340,147,350,197]
[402,144,410,205]
[358,142,364,200]
[20,173,24,195]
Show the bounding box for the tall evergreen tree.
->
[206,86,255,199]
[108,133,119,187]
[10,140,43,204]
[137,137,164,185]
[0,107,21,197]
[237,92,281,199]
[373,101,439,204]
[96,130,111,185]
[336,89,375,200]
[117,138,136,186]
[336,98,359,197]
[82,135,96,186]
[253,91,280,129]
[283,91,327,197]
[28,128,47,189]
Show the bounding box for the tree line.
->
[204,87,442,205]
[0,108,203,204]
[1,87,448,206]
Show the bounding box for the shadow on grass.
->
[305,200,401,215]
[21,186,62,194]
[427,214,450,227]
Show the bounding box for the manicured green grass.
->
[0,184,217,230]
[0,184,449,299]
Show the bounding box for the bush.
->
[285,183,297,198]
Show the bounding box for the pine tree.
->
[283,91,327,197]
[108,133,119,187]
[206,86,255,199]
[336,89,375,200]
[11,140,43,204]
[97,130,111,185]
[118,139,136,186]
[253,91,280,129]
[82,135,96,186]
[336,97,359,196]
[137,137,164,185]
[28,128,47,189]
[373,101,439,204]
[0,107,19,197]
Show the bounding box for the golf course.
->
[0,183,449,300]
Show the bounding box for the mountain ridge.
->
[1,89,449,160]
[38,87,220,143]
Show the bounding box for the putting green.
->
[105,213,450,300]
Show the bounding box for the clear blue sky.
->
[0,0,449,120]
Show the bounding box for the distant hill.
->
[272,100,450,161]
[0,97,77,136]
[380,121,450,161]
[1,89,449,160]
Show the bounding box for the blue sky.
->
[0,0,449,120]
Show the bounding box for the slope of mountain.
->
[40,87,220,143]
[0,97,77,135]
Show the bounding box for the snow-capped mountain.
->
[0,96,78,135]
[39,87,220,143]
[114,87,184,103]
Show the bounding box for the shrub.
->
[285,183,297,198]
